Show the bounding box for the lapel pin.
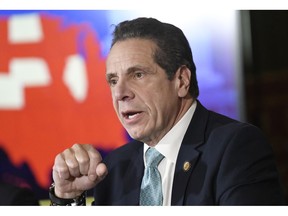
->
[183,161,191,172]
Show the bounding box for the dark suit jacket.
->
[92,101,285,205]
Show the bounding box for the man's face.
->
[106,39,183,145]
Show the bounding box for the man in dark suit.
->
[49,17,285,205]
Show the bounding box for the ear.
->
[176,65,191,98]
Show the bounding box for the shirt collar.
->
[144,100,197,163]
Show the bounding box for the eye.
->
[107,77,118,87]
[134,71,144,79]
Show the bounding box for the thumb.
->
[89,163,108,182]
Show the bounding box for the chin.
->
[128,132,145,142]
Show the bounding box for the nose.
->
[113,79,134,102]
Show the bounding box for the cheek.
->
[111,97,120,117]
[148,99,167,123]
[154,94,179,118]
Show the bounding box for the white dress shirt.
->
[143,100,197,205]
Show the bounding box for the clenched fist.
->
[52,144,108,198]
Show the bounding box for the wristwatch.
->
[49,183,86,206]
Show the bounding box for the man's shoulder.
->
[103,139,143,163]
[115,139,143,153]
[206,110,265,142]
[195,101,265,142]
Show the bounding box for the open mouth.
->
[122,111,142,120]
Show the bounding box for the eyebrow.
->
[106,65,152,80]
[106,73,116,81]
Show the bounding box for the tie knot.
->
[145,148,164,167]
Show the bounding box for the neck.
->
[146,97,194,147]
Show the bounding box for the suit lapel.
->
[122,141,144,205]
[171,145,200,205]
[171,101,209,205]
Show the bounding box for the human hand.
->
[52,143,108,199]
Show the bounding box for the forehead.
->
[106,39,157,73]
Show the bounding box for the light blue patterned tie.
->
[140,147,164,206]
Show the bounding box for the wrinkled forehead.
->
[106,39,157,74]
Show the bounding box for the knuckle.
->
[77,155,90,165]
[72,143,81,149]
[90,152,102,161]
[56,165,68,174]
[67,159,79,169]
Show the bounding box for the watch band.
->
[49,183,86,206]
